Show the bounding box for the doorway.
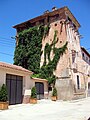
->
[35,82,44,99]
[6,74,23,105]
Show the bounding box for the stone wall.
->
[40,20,69,77]
[55,78,74,100]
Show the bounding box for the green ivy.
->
[43,24,50,38]
[14,24,67,85]
[37,31,67,85]
[14,25,44,73]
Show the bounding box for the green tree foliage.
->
[52,87,57,96]
[31,86,37,98]
[0,84,8,102]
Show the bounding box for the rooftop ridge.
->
[0,62,33,74]
[13,6,80,29]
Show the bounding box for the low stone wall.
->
[55,78,74,100]
[73,92,86,100]
[73,89,86,100]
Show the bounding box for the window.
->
[77,75,80,89]
[72,50,76,63]
[74,36,76,40]
[82,53,84,58]
[88,83,90,89]
[86,57,88,61]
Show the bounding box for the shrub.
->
[52,87,57,97]
[31,86,37,99]
[0,84,8,102]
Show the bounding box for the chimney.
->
[43,10,49,14]
[52,7,57,11]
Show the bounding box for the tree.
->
[31,86,37,98]
[0,84,8,102]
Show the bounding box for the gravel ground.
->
[0,97,90,120]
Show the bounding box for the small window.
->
[74,36,76,40]
[72,50,76,63]
[82,53,84,57]
[77,75,80,89]
[88,83,90,89]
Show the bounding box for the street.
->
[0,97,90,120]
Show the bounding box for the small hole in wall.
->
[55,23,57,26]
[60,41,62,43]
[60,21,62,24]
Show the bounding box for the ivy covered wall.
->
[32,30,67,84]
[14,26,44,73]
[14,25,67,85]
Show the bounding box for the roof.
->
[32,77,48,82]
[81,47,90,58]
[0,62,33,74]
[13,6,80,29]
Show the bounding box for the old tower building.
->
[13,6,90,100]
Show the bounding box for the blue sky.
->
[0,0,90,64]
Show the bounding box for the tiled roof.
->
[32,77,48,82]
[0,62,33,74]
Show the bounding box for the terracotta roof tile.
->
[0,62,33,74]
[32,77,48,82]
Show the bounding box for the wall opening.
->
[77,75,80,89]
